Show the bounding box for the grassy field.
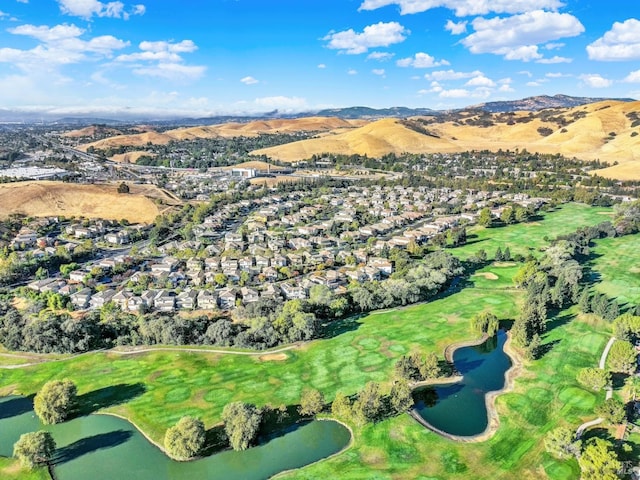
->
[0,458,49,480]
[454,203,613,261]
[282,310,611,480]
[589,233,640,307]
[0,203,628,479]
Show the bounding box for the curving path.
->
[0,343,301,370]
[575,336,616,439]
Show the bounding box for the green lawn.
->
[282,310,611,480]
[0,457,49,480]
[589,233,640,307]
[454,203,613,261]
[0,287,522,445]
[0,203,627,479]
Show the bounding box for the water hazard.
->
[0,396,351,479]
[412,329,512,437]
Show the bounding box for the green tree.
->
[470,312,500,337]
[299,388,325,417]
[352,382,383,425]
[389,378,413,414]
[577,368,611,392]
[624,374,640,402]
[500,207,515,225]
[221,402,262,451]
[331,391,352,419]
[607,340,638,374]
[544,426,581,460]
[478,207,493,227]
[13,431,56,469]
[34,379,77,424]
[164,416,206,460]
[418,352,441,380]
[595,398,626,425]
[578,438,622,480]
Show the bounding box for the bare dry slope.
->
[252,101,640,180]
[78,117,366,151]
[0,182,162,223]
[252,118,457,161]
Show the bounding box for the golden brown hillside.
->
[252,101,640,180]
[0,182,166,223]
[78,117,366,151]
[110,151,156,164]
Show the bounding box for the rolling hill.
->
[0,182,171,223]
[252,100,640,180]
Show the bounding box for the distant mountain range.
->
[0,94,635,125]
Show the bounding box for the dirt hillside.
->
[0,182,163,223]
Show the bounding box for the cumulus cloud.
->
[445,19,467,34]
[579,74,612,88]
[425,69,483,81]
[115,39,205,81]
[367,51,395,61]
[253,96,308,112]
[587,19,640,61]
[439,88,471,98]
[397,52,449,68]
[57,0,145,20]
[624,70,640,83]
[317,63,326,68]
[536,56,572,64]
[358,0,564,17]
[240,76,259,85]
[372,68,385,76]
[461,10,584,61]
[348,69,358,75]
[133,62,205,81]
[323,21,408,54]
[1,23,128,71]
[465,74,495,87]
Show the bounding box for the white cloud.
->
[545,72,571,78]
[498,83,514,92]
[323,21,408,54]
[536,55,572,64]
[579,74,612,88]
[372,68,385,76]
[587,19,640,61]
[439,88,471,98]
[115,39,204,82]
[461,10,584,61]
[465,74,495,87]
[133,62,205,81]
[397,52,449,68]
[0,10,9,18]
[1,23,128,71]
[348,69,358,75]
[253,96,308,112]
[518,70,533,77]
[358,0,564,17]
[57,0,145,20]
[545,42,564,50]
[240,76,259,85]
[624,70,640,83]
[425,69,482,80]
[445,19,467,35]
[317,63,326,68]
[526,81,541,87]
[367,51,395,61]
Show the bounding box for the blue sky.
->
[0,0,638,117]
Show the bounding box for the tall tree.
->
[221,402,262,451]
[299,388,325,417]
[578,438,622,480]
[13,431,56,469]
[544,427,581,460]
[164,416,206,460]
[34,379,77,424]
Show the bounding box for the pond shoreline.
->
[409,330,523,442]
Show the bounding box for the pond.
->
[0,396,351,479]
[412,329,512,437]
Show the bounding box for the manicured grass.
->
[590,233,640,306]
[0,457,49,480]
[0,203,627,479]
[0,287,522,445]
[454,203,613,261]
[283,308,611,480]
